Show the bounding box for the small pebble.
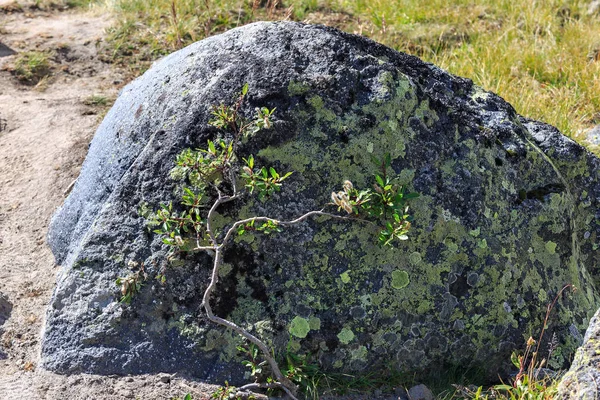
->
[408,384,434,400]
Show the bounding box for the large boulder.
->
[558,307,600,399]
[43,21,600,383]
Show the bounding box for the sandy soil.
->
[0,4,220,399]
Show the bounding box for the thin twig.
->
[205,196,223,245]
[197,200,373,397]
[216,209,372,251]
[63,178,77,196]
[531,284,574,376]
[238,382,298,399]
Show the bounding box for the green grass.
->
[11,0,99,10]
[83,94,111,106]
[103,0,318,69]
[12,51,51,83]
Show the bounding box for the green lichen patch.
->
[409,252,422,265]
[546,241,557,254]
[287,80,311,96]
[338,327,355,344]
[391,270,410,289]
[308,316,321,330]
[350,345,368,361]
[340,270,351,284]
[289,316,311,338]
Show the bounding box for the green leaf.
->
[241,83,248,96]
[404,192,420,199]
[243,155,254,169]
[375,175,384,187]
[208,140,215,154]
[475,386,482,398]
[269,167,278,179]
[510,351,520,368]
[384,153,391,167]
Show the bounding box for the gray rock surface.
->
[557,307,600,399]
[0,293,11,327]
[0,293,12,359]
[407,384,434,400]
[0,42,16,58]
[42,21,600,383]
[585,124,600,146]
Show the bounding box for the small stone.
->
[158,374,171,383]
[408,384,434,400]
[586,125,600,146]
[0,42,16,58]
[395,387,409,400]
[0,293,12,326]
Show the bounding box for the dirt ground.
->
[0,3,221,399]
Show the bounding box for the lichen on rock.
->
[42,21,600,383]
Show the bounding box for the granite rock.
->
[42,21,600,383]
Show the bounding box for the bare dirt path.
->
[0,4,217,399]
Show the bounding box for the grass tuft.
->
[83,94,110,106]
[12,51,51,84]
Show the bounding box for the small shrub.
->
[136,85,418,398]
[115,261,147,304]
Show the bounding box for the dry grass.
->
[332,0,600,143]
[97,0,600,148]
[102,0,314,73]
[11,51,52,84]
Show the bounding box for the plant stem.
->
[201,247,298,398]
